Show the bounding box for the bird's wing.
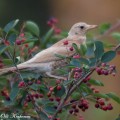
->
[26,38,82,63]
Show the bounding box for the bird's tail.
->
[0,65,26,76]
[0,67,16,75]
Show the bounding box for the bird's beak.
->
[87,24,98,30]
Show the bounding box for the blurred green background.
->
[0,0,120,120]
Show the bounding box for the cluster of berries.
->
[47,17,61,34]
[1,89,10,101]
[47,80,62,98]
[18,79,41,88]
[95,98,113,111]
[24,93,44,107]
[69,98,89,115]
[96,63,116,76]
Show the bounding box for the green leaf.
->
[101,51,116,63]
[44,106,56,114]
[80,43,87,56]
[30,83,39,90]
[86,41,94,57]
[2,59,13,66]
[43,28,54,42]
[72,43,80,54]
[23,37,38,44]
[39,111,49,120]
[106,92,120,104]
[55,53,66,59]
[94,93,109,99]
[70,58,81,67]
[112,32,120,41]
[25,21,40,37]
[80,83,93,96]
[10,82,19,101]
[54,85,65,97]
[0,45,8,54]
[71,92,81,100]
[89,58,97,67]
[99,23,111,34]
[79,58,89,65]
[94,41,104,59]
[89,79,104,86]
[8,33,17,45]
[4,19,19,33]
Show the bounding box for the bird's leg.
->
[46,72,67,80]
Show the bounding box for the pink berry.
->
[63,40,68,45]
[16,40,22,45]
[69,47,74,51]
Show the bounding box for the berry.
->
[55,97,61,102]
[57,85,62,90]
[98,99,105,106]
[49,87,54,91]
[39,94,44,98]
[73,54,80,59]
[36,80,41,84]
[69,47,74,51]
[74,108,79,113]
[49,97,54,101]
[72,104,76,109]
[107,103,113,110]
[95,103,99,108]
[69,109,73,114]
[102,106,108,111]
[18,81,25,88]
[54,28,61,34]
[16,40,22,45]
[28,81,33,85]
[63,40,68,45]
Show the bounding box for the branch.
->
[95,20,120,39]
[51,42,120,120]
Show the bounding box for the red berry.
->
[98,99,105,106]
[55,97,61,102]
[49,97,54,101]
[72,104,76,109]
[39,94,44,98]
[49,87,54,91]
[101,63,106,67]
[107,103,113,110]
[36,80,41,84]
[73,54,80,59]
[63,40,68,45]
[5,96,10,101]
[102,106,108,111]
[95,103,99,108]
[16,40,22,45]
[57,85,62,90]
[34,94,39,99]
[54,28,61,34]
[69,47,74,51]
[74,108,79,113]
[18,81,25,88]
[47,92,51,97]
[56,80,61,84]
[69,109,73,114]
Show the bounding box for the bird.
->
[0,22,97,79]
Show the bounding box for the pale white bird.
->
[0,22,97,79]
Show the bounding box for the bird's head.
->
[68,22,97,37]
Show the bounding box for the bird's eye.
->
[79,26,84,29]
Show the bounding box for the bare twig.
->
[95,20,120,39]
